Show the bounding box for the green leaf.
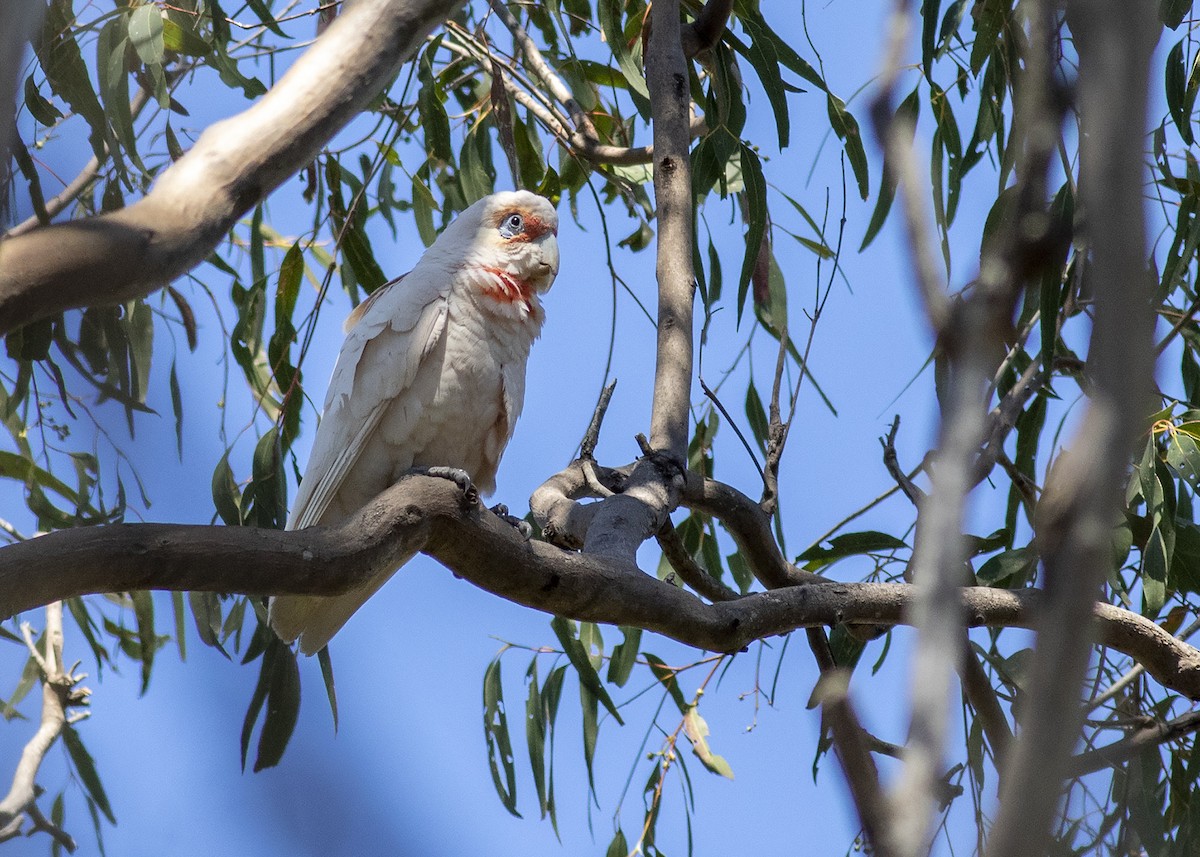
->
[250,428,286,530]
[128,5,165,67]
[921,0,941,79]
[188,591,228,656]
[970,0,1007,75]
[96,17,144,175]
[580,677,600,801]
[825,93,869,200]
[598,0,650,106]
[550,617,624,724]
[1143,525,1170,615]
[862,86,920,250]
[34,0,108,160]
[418,47,453,165]
[1161,0,1191,29]
[240,645,271,770]
[305,646,334,733]
[736,144,767,326]
[740,25,790,149]
[62,726,116,823]
[606,626,641,687]
[976,547,1036,587]
[744,379,769,453]
[606,829,628,857]
[797,531,909,564]
[525,659,548,819]
[483,657,521,816]
[161,17,212,56]
[244,0,289,37]
[171,591,186,661]
[253,639,301,771]
[23,75,63,125]
[131,589,156,693]
[169,360,183,460]
[211,451,242,526]
[645,652,688,714]
[1167,40,1194,146]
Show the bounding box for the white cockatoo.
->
[269,190,559,654]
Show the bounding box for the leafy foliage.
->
[5,0,1200,854]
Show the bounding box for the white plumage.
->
[269,190,559,654]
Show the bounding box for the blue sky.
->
[0,1,1075,855]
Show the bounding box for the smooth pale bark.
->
[0,0,465,334]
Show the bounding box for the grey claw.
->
[422,466,478,504]
[490,504,533,540]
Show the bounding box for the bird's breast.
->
[365,292,535,497]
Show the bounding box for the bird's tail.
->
[268,549,415,655]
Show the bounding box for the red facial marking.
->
[480,266,536,313]
[500,211,557,243]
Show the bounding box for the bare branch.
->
[581,379,618,460]
[681,475,823,589]
[959,642,1013,768]
[644,0,695,464]
[1,476,1199,702]
[0,0,465,335]
[881,416,925,506]
[681,0,735,58]
[0,601,85,847]
[1068,711,1200,777]
[985,2,1160,856]
[0,1,44,209]
[655,521,740,603]
[868,0,949,331]
[806,629,894,855]
[487,0,594,135]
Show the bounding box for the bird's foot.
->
[490,503,533,541]
[419,466,479,506]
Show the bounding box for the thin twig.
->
[581,379,618,460]
[655,522,740,603]
[1068,710,1200,777]
[881,416,925,505]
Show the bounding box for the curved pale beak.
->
[533,232,560,292]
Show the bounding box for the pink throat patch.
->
[480,266,536,314]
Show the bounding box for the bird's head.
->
[440,191,560,316]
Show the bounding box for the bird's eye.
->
[499,212,524,238]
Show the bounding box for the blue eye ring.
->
[499,212,524,238]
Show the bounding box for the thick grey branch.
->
[681,0,734,58]
[985,3,1160,857]
[0,0,464,335]
[645,0,695,463]
[2,476,1200,701]
[0,1,44,209]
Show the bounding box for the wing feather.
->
[286,270,450,530]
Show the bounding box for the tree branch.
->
[0,601,86,849]
[644,0,695,464]
[985,3,1160,856]
[0,0,465,335]
[806,630,893,852]
[681,0,734,58]
[1068,711,1200,777]
[2,476,1200,701]
[0,1,44,210]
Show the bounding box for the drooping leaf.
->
[550,617,624,724]
[483,657,521,816]
[252,639,301,771]
[62,726,116,823]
